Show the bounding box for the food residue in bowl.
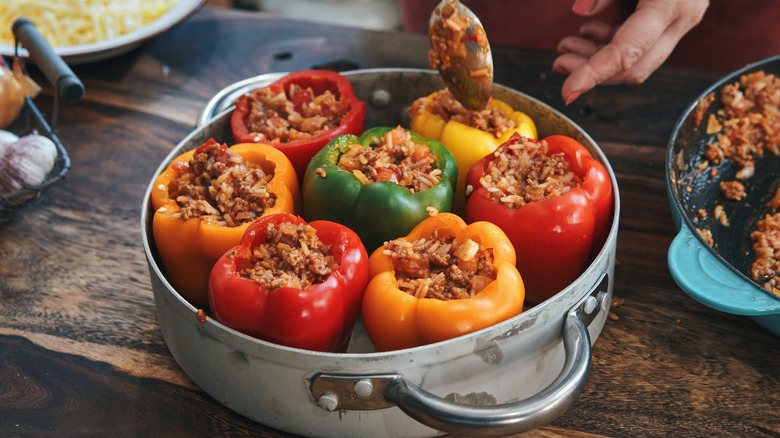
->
[692,70,779,292]
[699,71,778,174]
[751,212,780,296]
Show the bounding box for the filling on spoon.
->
[428,0,492,109]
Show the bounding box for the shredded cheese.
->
[0,0,177,48]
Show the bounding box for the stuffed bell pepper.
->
[361,212,525,351]
[302,126,458,253]
[465,133,613,304]
[231,69,366,179]
[151,139,299,305]
[208,212,369,352]
[409,88,537,214]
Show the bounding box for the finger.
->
[555,52,641,85]
[573,0,617,16]
[584,0,709,85]
[552,52,589,75]
[561,6,673,102]
[556,35,601,57]
[554,22,615,72]
[599,21,690,85]
[562,0,709,103]
[578,21,617,43]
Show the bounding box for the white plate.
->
[0,0,205,64]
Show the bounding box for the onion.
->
[0,60,41,129]
[0,133,58,195]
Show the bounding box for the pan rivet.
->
[370,89,392,109]
[354,379,374,397]
[317,392,339,411]
[583,296,598,315]
[597,291,610,311]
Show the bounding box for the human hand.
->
[553,0,709,104]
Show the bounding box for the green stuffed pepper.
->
[302,126,457,253]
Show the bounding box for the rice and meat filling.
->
[409,89,516,138]
[704,70,779,179]
[476,136,582,208]
[428,0,490,78]
[242,83,348,143]
[720,180,747,201]
[171,142,276,226]
[241,221,338,290]
[751,213,780,295]
[692,71,780,290]
[337,126,442,193]
[384,230,497,300]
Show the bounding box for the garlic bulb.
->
[0,133,58,195]
[0,130,19,144]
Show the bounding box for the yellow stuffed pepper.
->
[409,90,537,214]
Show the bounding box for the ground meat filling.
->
[477,136,582,208]
[241,221,338,290]
[337,126,441,193]
[242,83,348,143]
[384,230,497,300]
[691,71,780,288]
[409,88,517,138]
[694,92,715,127]
[750,213,780,296]
[170,142,276,226]
[697,228,715,247]
[770,186,780,210]
[720,180,747,201]
[428,0,490,79]
[703,71,780,180]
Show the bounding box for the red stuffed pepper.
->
[465,133,612,304]
[231,69,365,179]
[208,213,369,352]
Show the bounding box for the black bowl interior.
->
[666,55,780,297]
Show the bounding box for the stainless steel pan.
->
[141,69,620,437]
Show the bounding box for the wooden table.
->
[1,6,778,437]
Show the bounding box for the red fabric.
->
[668,0,780,71]
[401,0,780,72]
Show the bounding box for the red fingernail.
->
[572,0,595,15]
[565,91,582,105]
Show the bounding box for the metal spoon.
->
[428,0,493,110]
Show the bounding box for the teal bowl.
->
[666,55,780,335]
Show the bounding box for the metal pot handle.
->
[310,272,609,436]
[12,18,85,104]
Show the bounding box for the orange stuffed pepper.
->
[361,212,525,351]
[151,139,299,305]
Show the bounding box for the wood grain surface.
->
[1,6,778,437]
